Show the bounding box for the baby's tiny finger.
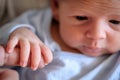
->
[20,39,30,67]
[41,45,53,65]
[38,55,45,68]
[30,43,41,70]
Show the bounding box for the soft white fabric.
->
[0,7,120,80]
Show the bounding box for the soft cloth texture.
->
[0,0,49,25]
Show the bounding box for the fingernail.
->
[31,66,37,71]
[8,49,12,53]
[45,63,48,66]
[20,62,26,67]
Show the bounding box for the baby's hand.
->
[6,27,53,70]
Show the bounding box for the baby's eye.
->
[75,16,88,21]
[109,20,120,25]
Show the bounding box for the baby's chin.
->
[83,53,100,57]
[78,48,110,57]
[82,51,107,57]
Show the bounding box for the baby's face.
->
[53,0,120,56]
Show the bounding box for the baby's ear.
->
[50,0,59,21]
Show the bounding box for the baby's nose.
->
[85,22,107,40]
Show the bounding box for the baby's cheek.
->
[107,43,120,53]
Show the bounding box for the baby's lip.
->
[82,46,103,53]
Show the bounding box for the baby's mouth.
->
[82,46,103,54]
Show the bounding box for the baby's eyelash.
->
[109,20,120,24]
[75,16,88,20]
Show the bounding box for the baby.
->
[0,0,120,80]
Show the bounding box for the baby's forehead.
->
[62,0,120,6]
[63,0,120,13]
[58,0,120,16]
[80,1,120,11]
